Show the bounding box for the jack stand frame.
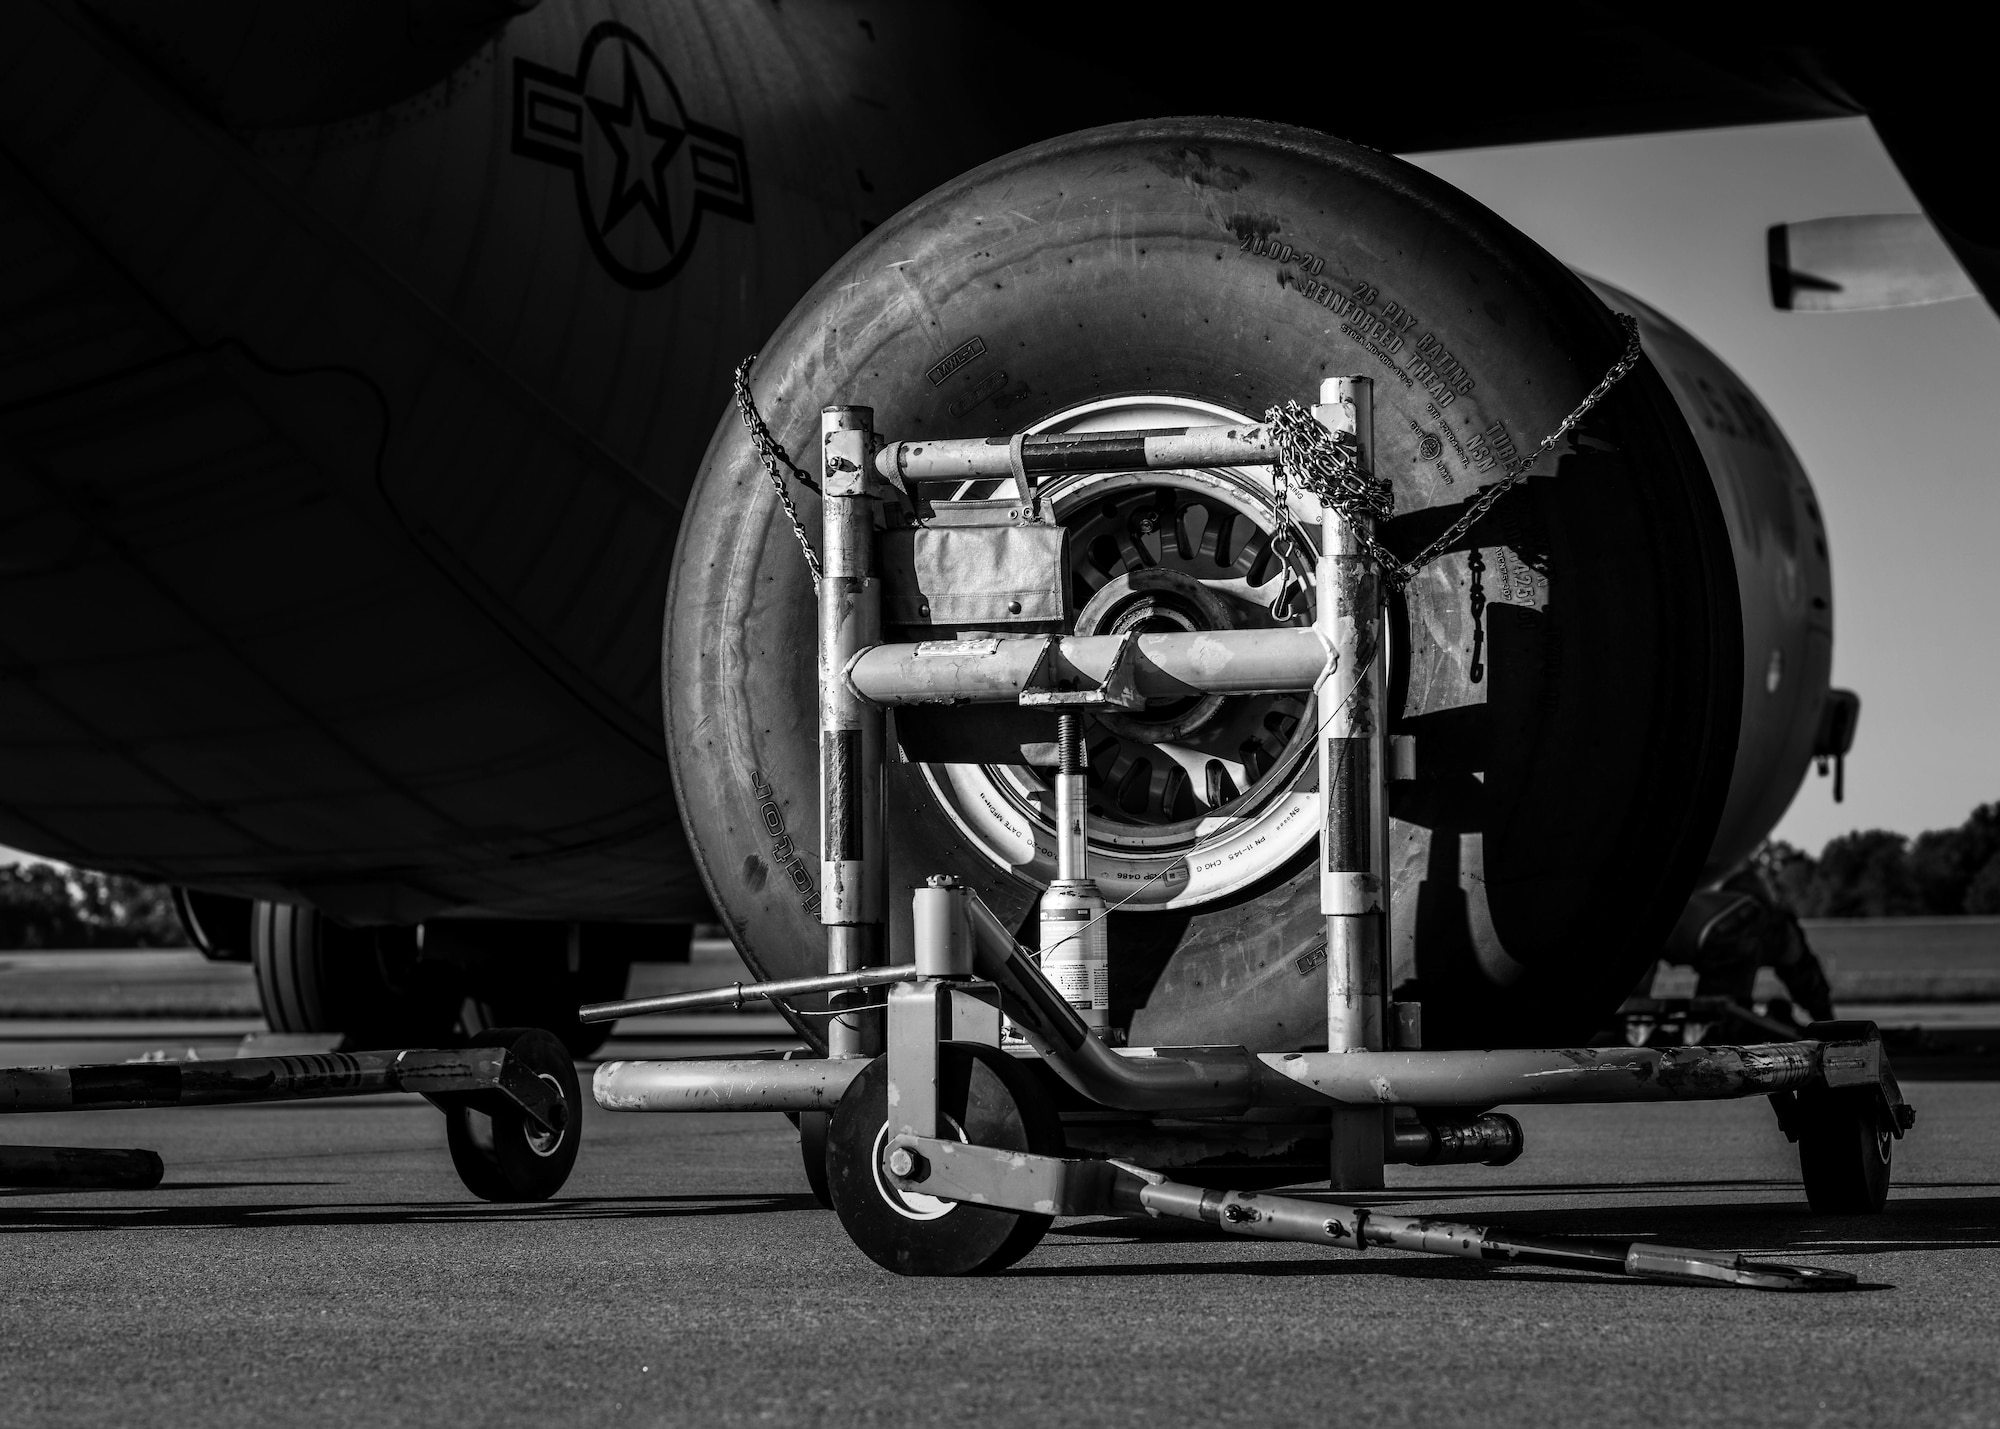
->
[585,381,1915,1286]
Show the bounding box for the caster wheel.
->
[444,1027,581,1202]
[827,1045,1062,1276]
[799,1110,832,1209]
[1798,1090,1891,1214]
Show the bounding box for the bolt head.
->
[886,1146,929,1182]
[926,874,960,888]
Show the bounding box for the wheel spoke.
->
[1226,526,1272,580]
[1039,478,1318,833]
[1198,570,1287,611]
[1149,740,1252,812]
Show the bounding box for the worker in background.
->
[1662,860,1836,1024]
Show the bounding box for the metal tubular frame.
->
[595,1055,867,1114]
[845,628,1327,705]
[590,371,1912,1288]
[1314,376,1391,1190]
[876,423,1279,484]
[820,405,888,1061]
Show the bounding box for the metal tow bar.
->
[0,1037,577,1199]
[885,1141,1856,1291]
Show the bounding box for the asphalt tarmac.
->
[2,1066,1996,1427]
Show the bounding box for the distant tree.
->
[0,863,187,949]
[1805,829,1923,917]
[1967,852,2000,916]
[1908,803,2000,914]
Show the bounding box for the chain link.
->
[732,354,823,591]
[1265,313,1643,591]
[1266,400,1404,575]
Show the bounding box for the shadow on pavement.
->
[0,1189,823,1233]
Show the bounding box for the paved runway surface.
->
[3,1068,1996,1427]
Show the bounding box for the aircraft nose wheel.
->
[1797,1089,1893,1214]
[826,1045,1064,1275]
[443,1026,582,1202]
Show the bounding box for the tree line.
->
[1759,802,2000,918]
[0,863,187,949]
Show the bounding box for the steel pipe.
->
[0,1047,563,1133]
[820,405,888,1058]
[593,1057,867,1113]
[1103,1164,1850,1290]
[579,965,918,1024]
[0,1052,405,1111]
[846,629,1328,706]
[896,1139,1854,1288]
[964,891,1251,1112]
[1315,375,1389,1191]
[876,423,1277,484]
[1256,1042,1826,1107]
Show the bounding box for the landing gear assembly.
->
[245,902,681,1057]
[587,381,1913,1285]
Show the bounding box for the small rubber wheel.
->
[1798,1090,1892,1214]
[444,1027,582,1203]
[799,1110,832,1209]
[827,1045,1062,1276]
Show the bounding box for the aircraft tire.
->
[442,1027,582,1203]
[825,1045,1059,1276]
[666,118,1741,1054]
[250,901,456,1048]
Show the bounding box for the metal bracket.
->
[1018,630,1144,711]
[1006,432,1037,514]
[887,1134,1120,1215]
[885,976,1006,1139]
[880,1136,1855,1289]
[402,1048,567,1138]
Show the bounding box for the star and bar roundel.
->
[511,22,753,289]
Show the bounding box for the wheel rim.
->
[868,1118,965,1221]
[523,1071,567,1158]
[919,395,1333,909]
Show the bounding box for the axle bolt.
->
[886,1146,929,1182]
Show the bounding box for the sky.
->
[1406,119,2000,857]
[6,119,1993,873]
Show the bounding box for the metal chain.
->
[1266,313,1644,591]
[732,354,824,591]
[1266,403,1404,576]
